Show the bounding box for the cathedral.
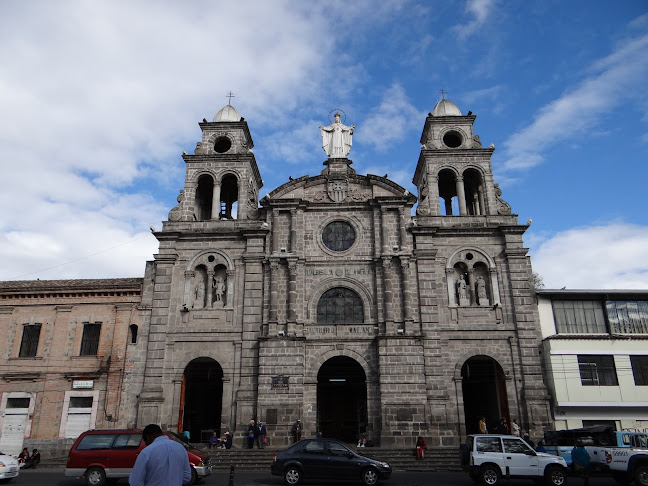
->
[0,98,552,452]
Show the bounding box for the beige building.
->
[1,98,554,451]
[538,289,648,432]
[0,278,142,454]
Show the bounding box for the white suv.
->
[460,434,568,486]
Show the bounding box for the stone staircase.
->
[38,446,462,472]
[207,447,461,472]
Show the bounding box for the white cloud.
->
[529,224,648,289]
[501,31,648,170]
[360,84,426,151]
[452,0,496,40]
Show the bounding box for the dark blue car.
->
[271,438,391,485]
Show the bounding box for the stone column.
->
[382,256,394,326]
[272,210,280,254]
[373,207,382,257]
[269,260,279,335]
[183,271,195,309]
[226,269,234,309]
[290,209,297,253]
[478,184,486,215]
[456,176,467,215]
[381,208,389,254]
[398,208,407,250]
[287,260,297,322]
[428,173,440,216]
[211,181,221,220]
[400,257,412,323]
[206,270,215,308]
[467,268,475,305]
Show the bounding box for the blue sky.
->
[1,0,647,289]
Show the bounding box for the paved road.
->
[16,468,621,486]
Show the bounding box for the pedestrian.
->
[129,424,191,486]
[415,436,427,459]
[209,432,219,449]
[536,440,547,453]
[247,420,256,449]
[497,417,509,434]
[256,421,267,448]
[291,418,302,443]
[511,418,520,437]
[22,449,40,469]
[479,416,487,434]
[571,441,591,485]
[523,432,535,449]
[17,448,29,467]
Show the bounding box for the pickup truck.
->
[543,426,648,485]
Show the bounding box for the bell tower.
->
[412,98,509,218]
[168,104,263,223]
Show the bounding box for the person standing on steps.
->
[291,418,302,443]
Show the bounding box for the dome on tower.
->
[213,104,241,122]
[431,99,462,116]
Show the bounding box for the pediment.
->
[264,175,415,205]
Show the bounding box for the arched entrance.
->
[461,356,509,435]
[179,358,223,443]
[317,356,367,443]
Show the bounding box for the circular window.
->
[443,130,463,148]
[322,221,356,252]
[214,136,232,153]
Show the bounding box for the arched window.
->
[195,174,214,221]
[129,324,138,344]
[463,169,485,215]
[317,287,364,324]
[438,169,459,215]
[220,174,238,219]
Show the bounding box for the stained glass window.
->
[316,287,364,324]
[322,221,355,252]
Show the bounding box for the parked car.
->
[271,438,391,486]
[0,452,19,482]
[64,428,211,486]
[459,434,568,486]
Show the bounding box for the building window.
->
[6,397,30,409]
[322,221,356,252]
[129,324,138,344]
[19,324,41,357]
[553,300,606,333]
[316,287,364,324]
[606,301,648,334]
[80,323,101,356]
[578,355,618,386]
[631,356,648,386]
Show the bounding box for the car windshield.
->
[328,441,352,456]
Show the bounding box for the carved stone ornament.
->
[347,189,371,202]
[494,183,512,215]
[168,190,185,221]
[327,180,348,203]
[194,142,209,155]
[416,176,430,215]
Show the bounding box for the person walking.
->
[247,420,256,449]
[256,421,267,448]
[291,418,302,443]
[511,418,520,437]
[129,424,191,486]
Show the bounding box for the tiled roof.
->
[0,278,143,293]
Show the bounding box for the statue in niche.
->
[213,275,226,306]
[476,276,489,306]
[320,112,355,158]
[193,279,205,309]
[457,274,470,306]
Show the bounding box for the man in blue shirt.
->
[129,424,192,486]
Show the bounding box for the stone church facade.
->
[0,98,552,451]
[126,99,551,448]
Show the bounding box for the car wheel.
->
[85,467,107,486]
[362,467,379,486]
[183,467,198,486]
[545,466,566,486]
[635,465,648,486]
[284,466,302,486]
[480,465,501,486]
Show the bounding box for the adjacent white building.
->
[537,290,648,432]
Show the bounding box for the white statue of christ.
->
[320,112,355,158]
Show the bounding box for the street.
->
[15,468,623,486]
